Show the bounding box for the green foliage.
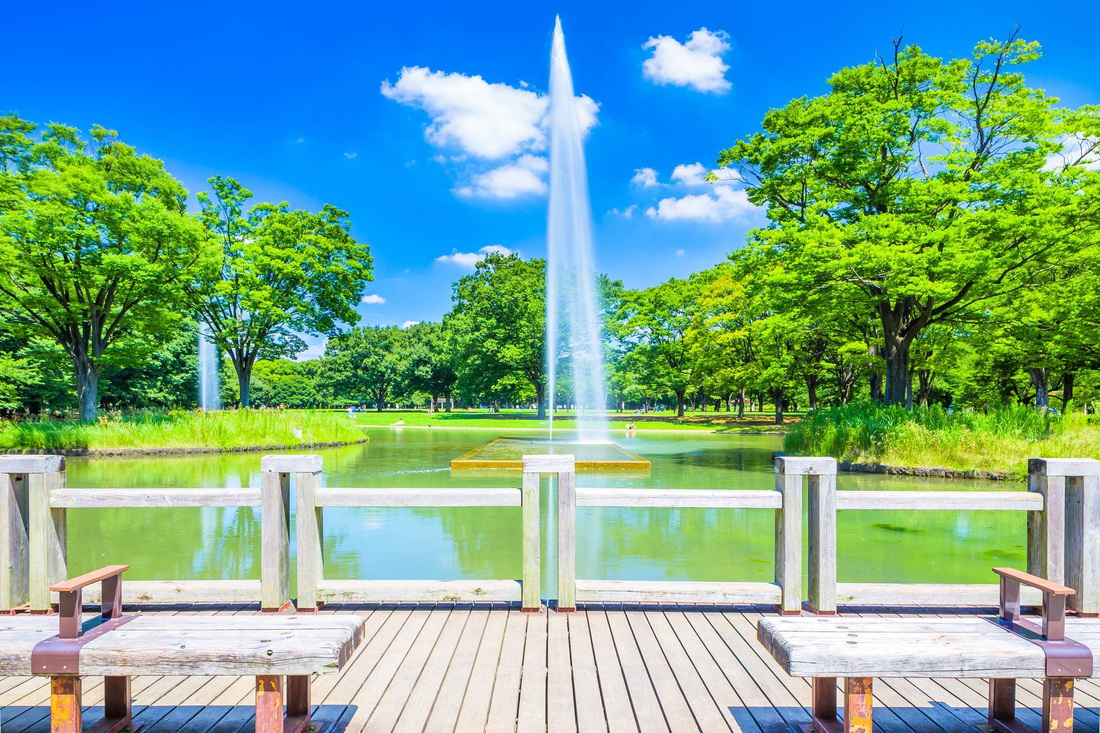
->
[193,176,372,406]
[785,403,1099,474]
[0,409,363,451]
[0,116,206,420]
[448,253,547,414]
[321,325,404,409]
[249,359,327,408]
[717,35,1100,407]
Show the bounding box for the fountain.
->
[198,321,220,411]
[546,14,609,444]
[450,17,648,473]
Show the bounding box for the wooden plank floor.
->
[3,603,1100,732]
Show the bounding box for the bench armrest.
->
[50,564,129,639]
[993,566,1074,641]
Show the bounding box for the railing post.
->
[0,457,34,611]
[1036,458,1100,616]
[773,456,803,614]
[1028,459,1073,586]
[520,464,541,612]
[523,455,574,612]
[261,455,321,612]
[808,460,838,615]
[20,456,67,613]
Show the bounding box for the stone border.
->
[0,438,367,458]
[838,460,1013,481]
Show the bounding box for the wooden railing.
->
[276,454,541,611]
[2,452,1098,613]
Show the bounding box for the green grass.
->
[784,403,1100,476]
[352,408,788,432]
[0,409,366,451]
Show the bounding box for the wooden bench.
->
[758,568,1097,733]
[0,565,364,732]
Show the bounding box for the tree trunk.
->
[737,387,745,419]
[675,389,686,417]
[917,369,935,408]
[805,375,818,411]
[1062,372,1075,412]
[883,339,912,408]
[1030,368,1050,409]
[535,382,547,420]
[771,387,785,425]
[229,352,257,408]
[446,393,453,412]
[74,356,100,422]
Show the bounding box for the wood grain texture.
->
[1028,472,1066,584]
[1066,474,1100,615]
[81,579,261,605]
[774,469,802,613]
[316,579,522,603]
[316,487,521,507]
[260,470,290,611]
[836,490,1043,511]
[557,470,577,610]
[28,470,66,613]
[521,471,540,611]
[809,473,837,614]
[0,472,29,611]
[835,582,1042,607]
[575,580,781,604]
[49,488,262,508]
[0,456,65,473]
[575,488,781,509]
[294,470,324,611]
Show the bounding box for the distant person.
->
[347,406,355,419]
[391,418,405,427]
[626,421,636,436]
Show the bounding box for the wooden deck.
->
[4,603,1100,732]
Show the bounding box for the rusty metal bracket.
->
[993,567,1094,678]
[31,615,135,675]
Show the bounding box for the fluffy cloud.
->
[435,244,515,268]
[401,320,421,329]
[631,167,659,187]
[670,162,741,186]
[608,204,639,218]
[361,294,386,304]
[670,162,707,186]
[1045,135,1100,172]
[642,28,732,94]
[646,187,758,223]
[455,155,548,199]
[382,66,599,199]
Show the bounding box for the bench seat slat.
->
[759,616,1053,678]
[0,614,364,678]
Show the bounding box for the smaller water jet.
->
[198,321,221,411]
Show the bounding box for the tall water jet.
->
[198,321,221,411]
[547,16,609,444]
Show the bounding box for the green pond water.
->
[64,429,1027,597]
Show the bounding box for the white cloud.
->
[646,187,759,223]
[670,162,742,186]
[675,248,686,256]
[642,28,732,94]
[381,66,599,200]
[671,162,707,186]
[401,320,420,329]
[344,152,357,159]
[361,294,386,304]
[631,167,659,187]
[608,204,640,218]
[435,244,515,268]
[455,155,548,199]
[1045,135,1100,172]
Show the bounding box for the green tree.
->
[400,321,457,412]
[193,176,372,407]
[0,117,205,420]
[448,254,547,416]
[322,325,403,410]
[616,273,713,417]
[716,35,1100,406]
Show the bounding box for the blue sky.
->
[3,1,1097,358]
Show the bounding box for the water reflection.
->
[63,429,1027,588]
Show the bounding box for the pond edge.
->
[0,438,369,457]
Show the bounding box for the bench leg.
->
[808,677,839,732]
[51,676,81,733]
[98,675,137,733]
[1042,679,1074,733]
[844,677,872,733]
[285,675,314,732]
[989,678,1018,731]
[256,675,283,733]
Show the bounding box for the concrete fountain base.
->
[450,436,650,471]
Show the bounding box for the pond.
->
[64,428,1028,597]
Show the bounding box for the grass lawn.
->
[0,409,365,451]
[785,403,1100,477]
[352,408,789,432]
